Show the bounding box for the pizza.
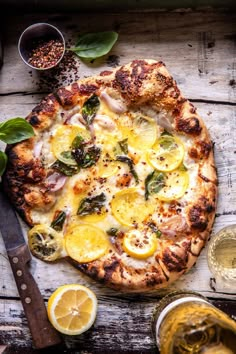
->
[3,59,217,292]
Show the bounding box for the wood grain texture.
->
[0,9,235,352]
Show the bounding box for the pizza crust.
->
[3,59,217,292]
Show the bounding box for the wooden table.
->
[0,9,236,353]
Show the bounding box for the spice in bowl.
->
[18,23,65,71]
[28,39,64,69]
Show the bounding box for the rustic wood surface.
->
[0,10,236,353]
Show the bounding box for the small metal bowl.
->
[18,23,65,70]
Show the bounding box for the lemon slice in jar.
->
[47,284,97,335]
[123,229,157,259]
[52,125,91,165]
[65,224,110,263]
[147,135,184,172]
[111,188,154,227]
[118,114,157,150]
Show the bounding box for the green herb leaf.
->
[0,118,34,144]
[70,31,118,59]
[77,193,106,216]
[118,138,128,155]
[161,130,173,137]
[60,150,77,165]
[82,94,100,125]
[72,145,101,168]
[147,222,162,238]
[178,163,188,171]
[71,134,84,149]
[145,170,165,200]
[0,151,7,176]
[116,155,139,184]
[51,160,80,176]
[106,227,119,236]
[51,211,67,231]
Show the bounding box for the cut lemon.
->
[52,125,90,165]
[47,284,97,335]
[65,224,110,263]
[118,114,157,150]
[111,188,154,227]
[123,229,157,259]
[154,169,189,201]
[28,225,64,262]
[147,135,185,172]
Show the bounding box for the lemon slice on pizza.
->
[118,114,157,150]
[111,188,154,227]
[123,229,157,259]
[147,135,184,172]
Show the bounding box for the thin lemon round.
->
[97,150,119,178]
[147,135,185,172]
[28,225,63,262]
[111,188,154,227]
[47,284,97,335]
[52,125,90,165]
[118,114,157,150]
[65,224,110,263]
[123,229,157,259]
[155,169,189,201]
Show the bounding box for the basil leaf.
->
[60,150,77,165]
[116,155,139,184]
[106,227,119,236]
[82,94,100,125]
[72,145,101,168]
[77,193,106,216]
[0,118,34,144]
[51,211,67,231]
[161,130,173,137]
[70,31,118,59]
[51,160,80,176]
[118,138,128,155]
[71,134,84,149]
[0,151,7,176]
[147,221,162,238]
[145,170,165,200]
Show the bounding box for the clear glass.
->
[207,225,236,289]
[152,291,236,354]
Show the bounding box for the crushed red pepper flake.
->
[28,39,64,69]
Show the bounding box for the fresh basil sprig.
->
[77,193,106,216]
[0,118,34,176]
[82,94,100,126]
[0,118,34,144]
[69,31,118,60]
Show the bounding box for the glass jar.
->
[152,291,236,354]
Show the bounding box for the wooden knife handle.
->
[8,244,62,349]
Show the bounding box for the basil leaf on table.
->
[0,117,34,144]
[0,151,7,176]
[69,31,118,59]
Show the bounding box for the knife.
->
[0,188,62,349]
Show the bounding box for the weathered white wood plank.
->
[0,12,235,102]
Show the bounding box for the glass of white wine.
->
[207,225,236,291]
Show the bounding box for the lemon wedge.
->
[147,135,184,172]
[118,114,157,150]
[65,224,110,263]
[123,229,157,259]
[47,284,97,335]
[111,188,154,227]
[52,125,90,165]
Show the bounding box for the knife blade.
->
[0,188,62,349]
